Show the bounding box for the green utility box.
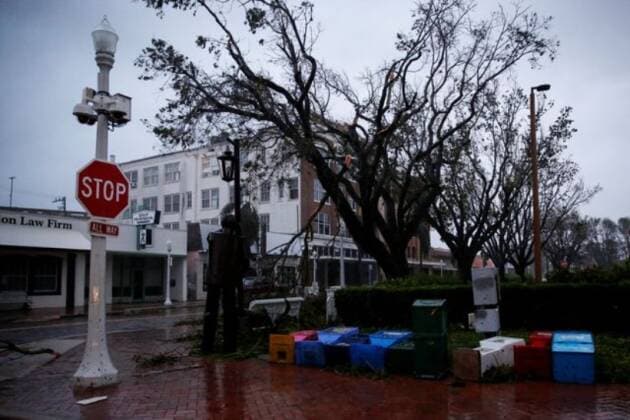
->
[412,299,448,336]
[385,340,415,375]
[414,334,449,378]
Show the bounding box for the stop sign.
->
[76,159,129,219]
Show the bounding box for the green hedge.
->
[335,282,630,333]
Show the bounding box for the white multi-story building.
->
[118,139,379,300]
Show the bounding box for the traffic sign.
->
[89,221,119,236]
[76,159,129,219]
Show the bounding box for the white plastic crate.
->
[473,308,501,333]
[471,268,498,306]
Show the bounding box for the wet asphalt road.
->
[0,309,204,345]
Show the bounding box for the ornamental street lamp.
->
[217,142,241,229]
[529,83,551,283]
[73,16,131,388]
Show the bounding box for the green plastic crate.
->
[385,340,415,375]
[414,334,448,378]
[412,299,447,335]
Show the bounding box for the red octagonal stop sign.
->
[76,159,129,219]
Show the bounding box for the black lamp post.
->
[529,83,551,283]
[217,140,241,230]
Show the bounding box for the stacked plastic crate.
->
[412,299,449,378]
[552,331,595,384]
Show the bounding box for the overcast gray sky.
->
[0,0,628,220]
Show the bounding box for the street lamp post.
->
[8,176,15,207]
[311,249,319,295]
[165,240,173,306]
[217,141,241,229]
[73,16,131,388]
[529,83,551,283]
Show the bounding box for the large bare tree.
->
[137,0,557,278]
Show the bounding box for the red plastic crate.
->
[529,331,553,348]
[514,344,551,379]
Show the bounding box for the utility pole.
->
[53,196,66,213]
[9,176,15,207]
[529,83,551,283]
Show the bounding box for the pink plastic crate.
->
[290,330,317,342]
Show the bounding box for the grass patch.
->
[596,334,630,383]
[174,318,204,327]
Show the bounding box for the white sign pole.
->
[74,17,119,388]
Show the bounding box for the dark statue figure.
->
[201,215,248,354]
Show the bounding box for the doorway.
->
[132,270,144,301]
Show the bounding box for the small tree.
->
[485,106,599,281]
[429,87,531,282]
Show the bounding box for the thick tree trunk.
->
[513,263,528,282]
[377,250,411,279]
[454,253,475,283]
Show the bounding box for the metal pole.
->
[530,89,543,283]
[8,176,15,207]
[233,139,241,229]
[339,234,346,288]
[74,31,118,388]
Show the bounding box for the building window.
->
[164,193,180,213]
[142,196,158,211]
[314,213,330,235]
[210,159,220,176]
[201,156,211,178]
[277,180,284,199]
[210,188,220,209]
[210,217,219,226]
[164,162,181,183]
[259,213,270,233]
[202,156,220,177]
[143,166,159,187]
[288,177,299,200]
[185,191,192,209]
[200,219,210,224]
[122,199,137,219]
[260,181,271,203]
[0,255,62,295]
[314,179,328,203]
[124,170,138,189]
[201,189,210,209]
[163,222,180,230]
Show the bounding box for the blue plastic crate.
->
[317,327,359,344]
[350,343,386,373]
[369,330,413,348]
[553,331,593,344]
[295,340,326,368]
[552,341,595,384]
[324,334,370,367]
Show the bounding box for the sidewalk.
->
[1,325,630,419]
[0,300,205,326]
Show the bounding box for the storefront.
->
[0,207,187,310]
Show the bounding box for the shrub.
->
[335,282,630,333]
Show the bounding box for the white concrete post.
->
[74,16,119,388]
[165,240,173,306]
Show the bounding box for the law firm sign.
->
[76,159,129,219]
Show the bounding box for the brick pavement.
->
[1,327,630,419]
